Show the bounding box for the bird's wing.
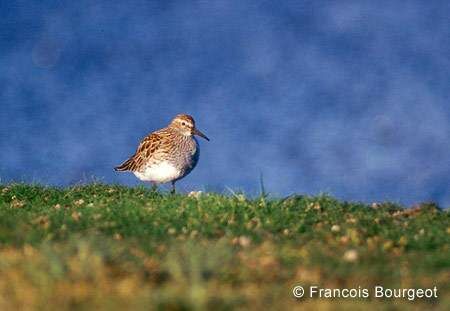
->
[114,132,163,172]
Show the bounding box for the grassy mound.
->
[0,184,449,310]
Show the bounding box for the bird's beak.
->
[194,128,210,141]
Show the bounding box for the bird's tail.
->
[114,157,134,171]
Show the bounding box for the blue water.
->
[1,1,449,207]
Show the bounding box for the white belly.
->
[134,161,181,183]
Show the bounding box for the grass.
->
[0,183,449,310]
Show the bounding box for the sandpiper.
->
[114,114,209,193]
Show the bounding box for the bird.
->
[114,114,209,193]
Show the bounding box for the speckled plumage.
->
[115,114,209,192]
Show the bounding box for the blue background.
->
[1,1,449,207]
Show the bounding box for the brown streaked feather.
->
[114,132,163,172]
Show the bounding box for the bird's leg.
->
[170,181,176,194]
[150,182,158,192]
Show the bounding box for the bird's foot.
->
[150,182,158,192]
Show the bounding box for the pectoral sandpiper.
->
[115,114,209,193]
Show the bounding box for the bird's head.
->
[170,114,209,141]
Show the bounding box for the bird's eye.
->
[181,122,186,126]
